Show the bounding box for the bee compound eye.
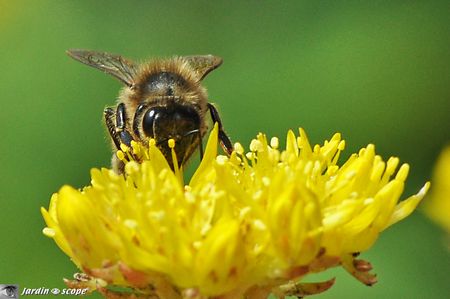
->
[142,107,165,137]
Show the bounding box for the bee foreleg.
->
[115,103,133,147]
[104,105,134,150]
[207,103,233,155]
[104,107,121,149]
[198,130,204,161]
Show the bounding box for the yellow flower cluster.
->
[425,146,450,234]
[42,124,429,299]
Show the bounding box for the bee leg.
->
[104,104,134,149]
[132,103,147,137]
[104,107,121,150]
[207,103,233,155]
[198,130,204,161]
[115,103,134,147]
[104,105,135,174]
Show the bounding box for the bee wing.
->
[66,49,138,87]
[184,55,223,80]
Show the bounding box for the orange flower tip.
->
[118,263,153,288]
[276,277,336,297]
[353,259,373,272]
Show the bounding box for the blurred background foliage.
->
[0,1,449,298]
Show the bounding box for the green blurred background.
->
[1,1,449,298]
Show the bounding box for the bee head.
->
[133,103,203,167]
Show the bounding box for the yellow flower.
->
[41,124,429,299]
[424,145,450,233]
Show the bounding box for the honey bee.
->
[67,49,233,173]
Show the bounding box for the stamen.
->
[116,150,126,162]
[120,143,129,152]
[168,139,176,149]
[42,227,55,237]
[270,137,279,149]
[234,143,244,155]
[168,139,182,183]
[250,139,263,152]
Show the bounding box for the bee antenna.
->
[182,129,200,137]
